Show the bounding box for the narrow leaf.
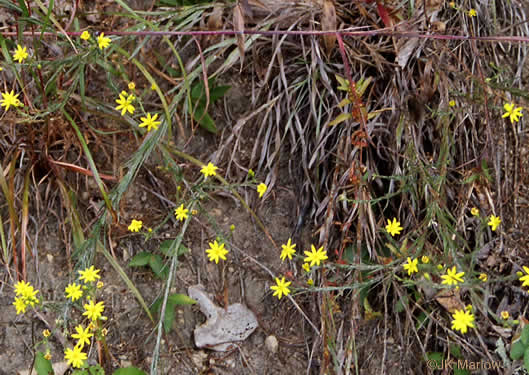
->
[328,112,352,126]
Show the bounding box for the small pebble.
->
[265,335,278,354]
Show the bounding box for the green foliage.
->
[112,367,147,375]
[150,293,196,333]
[34,352,53,375]
[189,78,230,133]
[73,364,104,375]
[510,324,529,371]
[128,239,188,279]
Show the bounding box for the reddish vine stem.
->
[2,29,529,43]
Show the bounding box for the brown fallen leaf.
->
[321,0,337,56]
[435,288,465,313]
[233,2,245,71]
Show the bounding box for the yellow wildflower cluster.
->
[270,243,328,299]
[63,266,106,368]
[128,219,143,232]
[12,280,40,314]
[115,90,135,116]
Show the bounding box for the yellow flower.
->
[128,219,143,232]
[101,328,108,336]
[471,207,479,217]
[151,83,157,90]
[201,162,218,178]
[64,346,87,368]
[451,309,475,334]
[519,266,529,287]
[257,183,267,198]
[128,82,136,90]
[270,277,291,300]
[96,281,104,289]
[385,218,403,237]
[78,266,101,283]
[115,91,135,116]
[71,325,93,349]
[230,224,235,231]
[465,304,473,312]
[478,273,488,282]
[14,280,33,297]
[501,311,510,320]
[1,90,23,111]
[303,245,328,267]
[302,263,311,272]
[13,44,29,63]
[174,204,189,221]
[468,8,477,17]
[97,32,111,50]
[280,238,296,261]
[502,102,523,124]
[13,297,27,314]
[403,257,418,275]
[421,255,429,264]
[65,282,83,302]
[307,278,314,286]
[139,112,161,132]
[449,100,456,107]
[44,352,51,360]
[205,240,228,264]
[441,266,465,286]
[43,329,51,338]
[488,215,501,231]
[80,31,90,40]
[14,280,39,305]
[247,169,255,178]
[83,300,105,321]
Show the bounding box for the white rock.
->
[265,335,279,353]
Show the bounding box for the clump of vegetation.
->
[1,0,528,373]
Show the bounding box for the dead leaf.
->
[233,2,245,71]
[321,0,337,56]
[431,21,446,33]
[435,288,464,313]
[208,5,223,30]
[396,37,420,68]
[426,0,444,14]
[376,2,393,28]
